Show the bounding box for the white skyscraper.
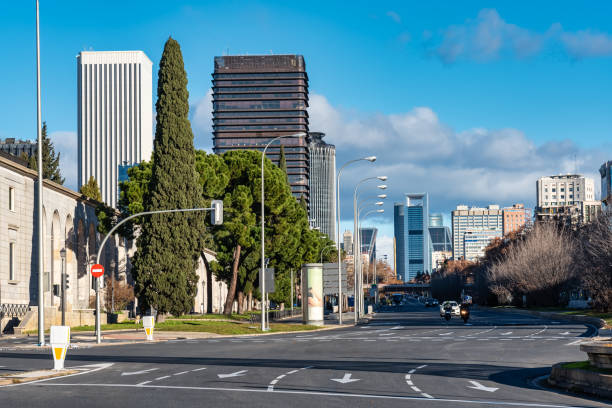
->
[77,51,153,207]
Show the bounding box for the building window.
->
[560,188,565,192]
[9,186,15,211]
[9,241,15,281]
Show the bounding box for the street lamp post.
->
[35,0,45,347]
[336,157,376,325]
[60,248,66,326]
[260,133,306,331]
[94,206,221,344]
[353,177,387,322]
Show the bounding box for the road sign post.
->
[143,316,155,341]
[91,264,104,342]
[50,325,70,370]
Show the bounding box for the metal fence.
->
[269,308,302,321]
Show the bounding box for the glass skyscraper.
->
[394,193,430,282]
[308,132,336,240]
[360,227,378,263]
[212,55,310,200]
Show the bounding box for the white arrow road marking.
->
[121,368,159,376]
[218,370,248,378]
[467,380,498,392]
[331,373,360,384]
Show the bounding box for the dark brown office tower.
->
[212,55,309,200]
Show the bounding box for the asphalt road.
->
[0,300,608,407]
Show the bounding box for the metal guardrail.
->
[0,303,29,318]
[269,308,302,321]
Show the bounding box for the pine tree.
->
[29,122,64,184]
[278,145,288,183]
[79,176,102,202]
[131,37,205,317]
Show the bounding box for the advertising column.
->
[302,263,324,326]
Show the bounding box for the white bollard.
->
[143,316,155,341]
[50,326,70,370]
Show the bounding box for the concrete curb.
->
[548,362,612,400]
[0,369,78,386]
[1,324,349,350]
[482,306,607,330]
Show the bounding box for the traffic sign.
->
[91,264,104,278]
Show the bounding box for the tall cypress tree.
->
[131,37,204,317]
[29,122,64,184]
[278,145,288,184]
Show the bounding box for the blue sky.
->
[3,1,612,259]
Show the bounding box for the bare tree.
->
[487,222,576,307]
[575,210,612,312]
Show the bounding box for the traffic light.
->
[211,200,223,225]
[64,273,70,290]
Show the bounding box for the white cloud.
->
[561,29,612,58]
[51,131,78,191]
[386,11,401,24]
[308,93,610,221]
[428,9,612,63]
[191,89,214,151]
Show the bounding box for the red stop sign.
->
[91,264,104,278]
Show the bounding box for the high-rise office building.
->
[452,205,503,261]
[600,161,612,208]
[429,213,443,227]
[0,138,37,160]
[308,132,336,240]
[463,229,503,261]
[394,193,430,282]
[360,227,378,263]
[502,203,530,235]
[428,214,452,271]
[211,55,310,200]
[77,51,153,207]
[536,174,600,225]
[343,230,353,255]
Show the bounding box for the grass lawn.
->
[562,361,612,375]
[62,318,319,336]
[155,319,319,335]
[173,312,261,321]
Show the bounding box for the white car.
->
[439,301,460,316]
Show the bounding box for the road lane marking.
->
[468,381,498,392]
[192,368,207,372]
[173,371,189,376]
[268,366,313,392]
[38,383,587,407]
[121,368,159,376]
[411,386,421,392]
[438,332,453,336]
[218,370,248,378]
[155,376,170,381]
[528,326,548,337]
[501,332,512,335]
[331,373,360,383]
[137,381,152,386]
[470,327,496,336]
[417,365,427,369]
[565,339,584,346]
